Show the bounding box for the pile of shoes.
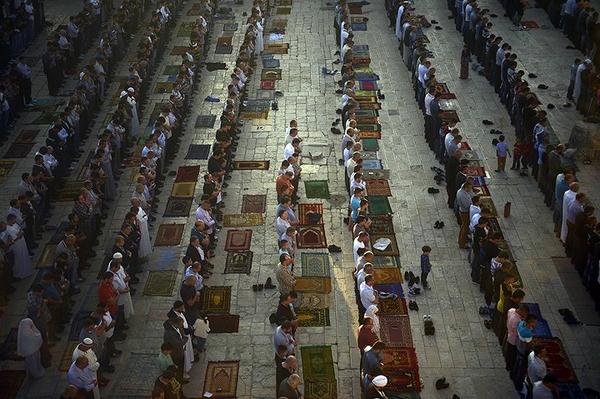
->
[253,277,276,291]
[408,300,419,311]
[434,220,444,229]
[431,166,446,185]
[424,315,435,335]
[435,377,449,390]
[558,308,581,325]
[404,271,421,296]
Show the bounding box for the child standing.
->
[420,245,432,289]
[495,135,511,173]
[193,313,210,352]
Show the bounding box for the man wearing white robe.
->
[560,182,579,243]
[168,302,194,379]
[108,253,134,319]
[131,199,152,258]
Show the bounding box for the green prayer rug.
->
[362,138,379,152]
[163,65,181,75]
[29,111,60,125]
[304,180,330,199]
[304,380,337,399]
[143,271,177,296]
[301,345,335,380]
[367,195,392,215]
[297,308,330,327]
[301,253,331,277]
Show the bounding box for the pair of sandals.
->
[434,220,445,229]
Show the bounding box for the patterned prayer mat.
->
[352,22,367,31]
[373,267,403,284]
[380,315,413,348]
[163,64,181,75]
[304,180,330,199]
[29,111,60,125]
[378,297,408,315]
[297,308,331,327]
[359,102,382,110]
[301,345,335,379]
[201,286,232,314]
[262,58,280,68]
[170,182,196,197]
[461,150,481,161]
[215,45,233,54]
[533,319,552,338]
[355,109,379,117]
[224,251,253,274]
[382,347,419,370]
[362,138,379,152]
[15,129,39,143]
[298,203,324,225]
[480,196,498,217]
[486,217,504,239]
[3,142,34,158]
[217,36,233,46]
[439,110,460,124]
[294,292,330,309]
[297,225,328,249]
[155,224,184,246]
[522,20,540,29]
[224,229,253,251]
[305,380,337,399]
[163,197,192,217]
[369,215,395,235]
[349,5,362,14]
[154,248,179,271]
[175,165,201,183]
[143,271,177,296]
[359,81,378,91]
[223,213,264,227]
[269,19,288,34]
[362,159,383,169]
[386,370,422,394]
[301,253,331,277]
[471,176,487,187]
[371,233,400,256]
[232,160,270,170]
[239,110,269,119]
[207,314,240,333]
[294,277,332,293]
[260,80,275,90]
[36,244,56,268]
[531,338,578,384]
[185,144,211,160]
[195,114,217,128]
[276,7,291,14]
[368,195,392,214]
[223,22,239,31]
[203,361,239,398]
[474,184,491,196]
[496,240,516,263]
[241,194,266,213]
[375,282,405,298]
[55,182,84,202]
[464,166,485,177]
[58,341,79,371]
[177,21,194,37]
[153,82,173,94]
[261,68,282,80]
[0,160,15,181]
[264,43,289,54]
[372,255,401,267]
[358,130,381,139]
[366,179,391,196]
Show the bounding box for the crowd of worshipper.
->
[0,0,45,67]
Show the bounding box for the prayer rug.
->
[355,109,379,117]
[15,129,39,143]
[217,36,233,46]
[297,308,331,327]
[177,22,194,37]
[533,318,552,338]
[474,184,491,196]
[373,267,403,284]
[358,130,381,139]
[223,213,264,227]
[261,68,282,80]
[439,110,460,124]
[68,310,94,340]
[375,283,405,299]
[532,338,578,384]
[305,380,337,399]
[155,224,184,246]
[185,144,211,160]
[0,160,15,181]
[359,81,378,90]
[294,277,332,293]
[215,45,233,54]
[486,217,504,239]
[464,166,485,177]
[112,353,159,395]
[471,176,487,186]
[357,123,381,131]
[362,159,383,170]
[163,64,181,75]
[224,251,253,274]
[242,99,271,113]
[435,82,450,93]
[153,82,173,94]
[355,73,379,82]
[382,347,418,370]
[207,314,240,333]
[3,142,34,158]
[58,342,79,371]
[36,244,56,268]
[496,240,516,263]
[369,215,395,235]
[223,23,238,32]
[349,5,362,13]
[29,111,60,125]
[224,229,253,251]
[371,233,400,257]
[297,225,328,249]
[372,255,401,267]
[203,361,239,398]
[154,248,179,271]
[364,169,391,179]
[479,196,498,217]
[439,92,457,100]
[298,203,324,225]
[461,150,481,161]
[55,183,83,202]
[301,345,335,379]
[239,110,269,119]
[163,197,192,217]
[186,5,202,15]
[356,96,379,103]
[366,179,391,196]
[264,43,289,54]
[205,62,228,71]
[195,114,217,128]
[201,286,232,313]
[362,138,379,152]
[276,0,293,5]
[276,7,291,14]
[368,195,392,214]
[352,22,367,31]
[262,58,280,68]
[380,315,413,348]
[143,271,178,296]
[232,160,270,170]
[175,165,201,182]
[522,20,540,29]
[171,182,196,197]
[295,292,330,309]
[301,253,331,277]
[269,19,288,34]
[241,194,266,213]
[260,80,275,90]
[378,296,408,315]
[386,370,422,393]
[304,180,330,199]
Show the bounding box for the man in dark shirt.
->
[274,292,298,332]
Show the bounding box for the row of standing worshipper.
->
[6,1,184,397]
[0,0,45,66]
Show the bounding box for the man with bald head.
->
[67,356,99,398]
[279,373,302,399]
[276,355,298,397]
[560,182,580,243]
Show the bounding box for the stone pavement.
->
[1,0,599,398]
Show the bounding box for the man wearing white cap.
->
[123,87,140,137]
[72,338,103,398]
[366,375,389,398]
[107,253,135,320]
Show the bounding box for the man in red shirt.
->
[98,271,118,319]
[276,172,295,203]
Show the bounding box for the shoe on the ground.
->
[483,320,493,329]
[435,378,449,390]
[428,187,440,194]
[265,277,276,289]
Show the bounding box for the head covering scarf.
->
[17,318,43,357]
[364,305,380,337]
